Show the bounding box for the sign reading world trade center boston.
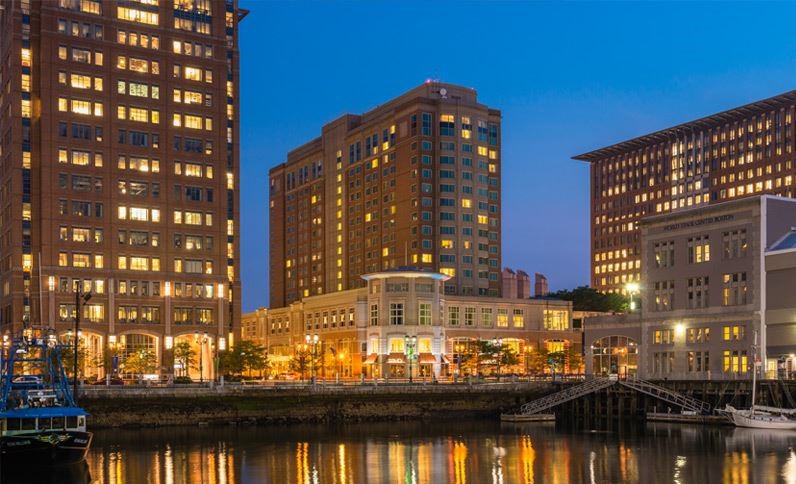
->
[662,214,735,232]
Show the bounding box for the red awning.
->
[364,354,379,365]
[387,353,406,364]
[418,353,437,364]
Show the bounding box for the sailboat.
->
[723,330,796,430]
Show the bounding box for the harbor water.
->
[2,419,795,483]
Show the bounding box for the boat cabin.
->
[0,408,88,437]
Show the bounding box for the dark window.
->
[129,131,148,147]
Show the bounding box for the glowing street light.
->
[625,282,640,312]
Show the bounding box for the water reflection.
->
[5,420,796,483]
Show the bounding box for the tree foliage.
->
[59,341,89,379]
[527,346,584,374]
[219,340,269,377]
[289,346,317,380]
[172,341,196,377]
[547,286,629,313]
[123,350,158,376]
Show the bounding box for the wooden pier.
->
[502,379,796,423]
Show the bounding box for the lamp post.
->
[404,335,417,383]
[194,331,208,383]
[1,333,9,379]
[492,337,503,381]
[306,334,319,383]
[338,351,346,382]
[296,343,308,381]
[454,343,465,381]
[73,288,91,402]
[626,282,640,312]
[524,345,533,377]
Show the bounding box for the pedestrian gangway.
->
[512,377,714,416]
[517,378,617,415]
[617,378,712,414]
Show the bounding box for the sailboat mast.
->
[751,329,758,417]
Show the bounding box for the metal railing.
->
[517,378,617,415]
[618,378,712,414]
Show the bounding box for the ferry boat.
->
[0,330,92,465]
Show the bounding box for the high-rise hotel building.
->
[269,83,502,307]
[0,0,243,380]
[575,90,796,294]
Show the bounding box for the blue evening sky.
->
[238,1,796,312]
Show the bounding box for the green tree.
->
[499,344,520,370]
[123,350,158,378]
[218,349,244,376]
[236,340,269,377]
[528,347,551,375]
[290,346,313,380]
[566,346,584,374]
[60,341,89,380]
[172,341,196,377]
[547,286,629,313]
[472,341,520,376]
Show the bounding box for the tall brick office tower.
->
[0,0,244,381]
[270,82,502,307]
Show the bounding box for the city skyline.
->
[238,1,796,311]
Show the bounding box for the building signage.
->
[663,214,734,232]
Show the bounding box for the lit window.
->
[184,66,202,81]
[184,115,202,129]
[117,6,159,25]
[70,99,91,115]
[129,57,149,73]
[70,73,92,89]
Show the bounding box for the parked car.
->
[12,375,42,385]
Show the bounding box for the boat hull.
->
[730,412,796,430]
[0,430,92,466]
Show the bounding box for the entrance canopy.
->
[418,353,436,364]
[387,353,406,364]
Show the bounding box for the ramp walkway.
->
[518,378,616,415]
[514,377,712,415]
[618,378,711,414]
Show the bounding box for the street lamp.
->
[72,289,91,403]
[492,337,503,381]
[625,282,640,312]
[1,333,9,379]
[404,335,417,383]
[194,331,208,383]
[524,345,533,377]
[337,351,346,382]
[295,343,309,381]
[305,334,320,382]
[454,342,465,381]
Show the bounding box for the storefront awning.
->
[387,353,406,364]
[441,354,451,365]
[364,353,379,365]
[418,353,437,365]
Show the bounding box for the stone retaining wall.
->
[79,382,556,428]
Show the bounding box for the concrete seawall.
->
[78,382,557,428]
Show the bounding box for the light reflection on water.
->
[2,420,796,483]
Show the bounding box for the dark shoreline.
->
[79,383,556,428]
